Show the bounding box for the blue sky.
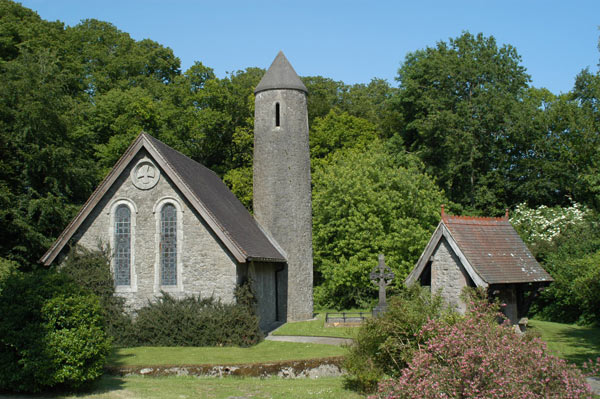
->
[19,0,600,95]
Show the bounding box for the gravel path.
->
[587,377,600,395]
[265,335,353,346]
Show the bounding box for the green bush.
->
[59,247,132,344]
[530,214,600,324]
[128,282,262,347]
[343,285,452,392]
[0,270,111,392]
[372,296,592,399]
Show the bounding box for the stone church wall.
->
[430,237,471,313]
[70,150,239,311]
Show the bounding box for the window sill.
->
[159,285,183,293]
[115,285,137,293]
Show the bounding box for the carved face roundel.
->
[131,158,160,190]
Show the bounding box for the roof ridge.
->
[444,215,509,222]
[440,205,510,224]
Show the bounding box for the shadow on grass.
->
[0,350,132,399]
[0,374,126,399]
[106,346,135,367]
[554,324,600,365]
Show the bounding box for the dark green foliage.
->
[394,31,535,213]
[234,278,259,308]
[0,270,110,392]
[532,215,600,324]
[59,247,131,344]
[343,285,450,392]
[127,281,262,347]
[0,257,18,288]
[0,1,182,265]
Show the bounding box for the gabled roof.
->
[254,51,307,94]
[40,133,286,266]
[406,208,553,287]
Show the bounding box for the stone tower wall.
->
[253,88,314,321]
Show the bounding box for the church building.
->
[405,206,553,325]
[40,52,314,329]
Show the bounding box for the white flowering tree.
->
[511,201,600,323]
[510,201,589,245]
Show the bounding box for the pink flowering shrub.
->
[343,285,453,392]
[582,357,600,378]
[371,299,593,399]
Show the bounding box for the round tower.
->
[253,51,313,321]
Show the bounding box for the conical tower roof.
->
[254,51,307,94]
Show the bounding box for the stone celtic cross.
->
[370,254,395,316]
[136,164,156,185]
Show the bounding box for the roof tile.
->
[442,214,552,284]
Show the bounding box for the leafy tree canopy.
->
[312,142,445,309]
[395,32,533,213]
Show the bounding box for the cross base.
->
[372,304,388,317]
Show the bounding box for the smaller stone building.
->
[405,207,553,324]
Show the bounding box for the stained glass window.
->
[160,203,177,285]
[114,204,131,286]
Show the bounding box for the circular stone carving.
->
[131,159,160,190]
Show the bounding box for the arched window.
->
[160,203,177,285]
[114,204,131,286]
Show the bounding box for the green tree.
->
[0,2,92,264]
[64,19,180,95]
[338,79,399,136]
[302,76,343,125]
[529,211,600,324]
[310,110,378,159]
[395,32,532,213]
[312,142,446,309]
[569,63,600,209]
[0,3,187,264]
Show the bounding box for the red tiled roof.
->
[442,213,553,285]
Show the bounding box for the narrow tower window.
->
[275,102,280,127]
[114,204,131,286]
[160,203,177,285]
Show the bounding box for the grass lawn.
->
[529,319,600,365]
[0,375,365,399]
[108,341,347,367]
[271,310,367,338]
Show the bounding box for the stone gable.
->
[72,150,239,310]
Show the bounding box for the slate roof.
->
[406,209,553,287]
[441,214,552,285]
[40,133,286,265]
[144,135,285,262]
[254,51,307,94]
